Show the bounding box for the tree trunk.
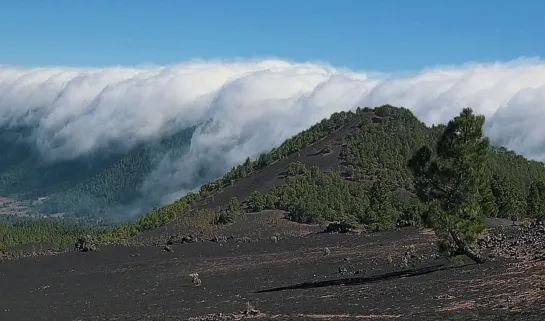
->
[450,230,486,264]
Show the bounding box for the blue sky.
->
[1,0,544,71]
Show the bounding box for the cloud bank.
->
[2,57,545,207]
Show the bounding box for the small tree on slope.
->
[408,108,489,264]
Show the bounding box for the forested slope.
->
[118,105,545,243]
[2,105,545,250]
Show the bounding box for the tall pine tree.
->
[527,181,545,220]
[408,108,490,263]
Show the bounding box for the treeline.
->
[0,216,106,251]
[341,105,437,189]
[340,106,545,221]
[245,162,422,230]
[40,126,196,217]
[242,156,545,231]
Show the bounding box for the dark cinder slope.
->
[1,226,544,321]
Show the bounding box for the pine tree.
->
[408,108,490,263]
[367,179,397,230]
[492,174,523,219]
[247,191,266,212]
[227,197,241,213]
[479,169,499,217]
[527,181,545,220]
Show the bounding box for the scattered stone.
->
[0,250,45,262]
[181,235,198,244]
[476,220,545,262]
[235,236,252,243]
[399,255,409,269]
[74,235,99,252]
[436,294,455,300]
[211,235,228,243]
[323,247,331,256]
[164,234,199,245]
[324,221,361,234]
[190,273,202,286]
[241,302,260,316]
[270,235,278,243]
[396,219,419,228]
[386,254,394,264]
[188,313,242,321]
[163,245,173,252]
[430,253,442,260]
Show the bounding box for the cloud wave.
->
[2,57,545,205]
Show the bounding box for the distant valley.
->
[0,125,198,223]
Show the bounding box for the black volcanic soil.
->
[2,223,545,321]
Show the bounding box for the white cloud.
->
[2,57,545,206]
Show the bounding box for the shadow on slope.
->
[256,260,471,293]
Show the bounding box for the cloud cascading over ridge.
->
[2,57,545,204]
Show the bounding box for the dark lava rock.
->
[477,220,545,262]
[395,219,419,228]
[324,221,360,234]
[187,313,244,321]
[74,235,99,252]
[0,249,61,262]
[210,235,228,243]
[235,236,258,243]
[163,234,198,246]
[186,303,261,320]
[181,235,198,244]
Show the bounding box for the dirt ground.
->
[1,226,544,321]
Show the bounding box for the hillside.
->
[2,105,545,250]
[125,105,545,245]
[0,125,196,222]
